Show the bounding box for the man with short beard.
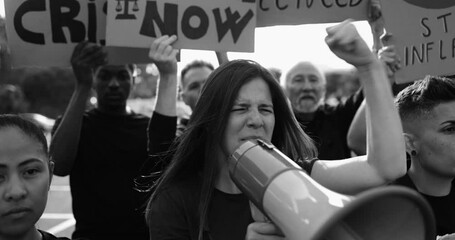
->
[283,61,363,159]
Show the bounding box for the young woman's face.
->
[413,101,455,177]
[223,77,275,156]
[0,127,50,238]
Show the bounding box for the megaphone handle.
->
[249,201,285,237]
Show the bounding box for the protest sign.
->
[4,0,150,67]
[256,0,368,27]
[381,0,455,83]
[106,0,256,52]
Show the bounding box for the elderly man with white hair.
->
[282,61,364,159]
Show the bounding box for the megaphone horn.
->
[228,139,435,240]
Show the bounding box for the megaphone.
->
[228,139,435,240]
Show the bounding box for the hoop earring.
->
[411,150,417,156]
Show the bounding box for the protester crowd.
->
[1,2,455,240]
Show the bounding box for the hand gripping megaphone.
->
[228,139,435,240]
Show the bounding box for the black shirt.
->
[54,109,150,240]
[393,174,455,236]
[297,90,364,160]
[148,159,317,240]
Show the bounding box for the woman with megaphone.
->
[145,19,407,240]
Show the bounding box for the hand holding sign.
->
[367,0,385,52]
[325,20,376,68]
[378,45,401,80]
[148,35,179,76]
[368,0,382,23]
[71,41,107,88]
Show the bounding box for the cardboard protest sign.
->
[380,0,455,83]
[106,0,256,52]
[256,0,368,27]
[4,0,150,67]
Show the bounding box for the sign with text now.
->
[106,0,256,52]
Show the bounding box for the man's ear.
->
[403,133,418,155]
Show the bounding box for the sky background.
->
[0,0,373,75]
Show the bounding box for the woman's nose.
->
[246,110,264,128]
[4,175,27,201]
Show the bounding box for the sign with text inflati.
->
[380,0,455,83]
[106,0,256,52]
[4,0,150,67]
[256,0,368,27]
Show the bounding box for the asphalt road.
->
[36,176,74,238]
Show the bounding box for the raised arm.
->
[311,20,406,194]
[147,35,179,152]
[347,100,367,155]
[50,41,107,176]
[140,35,179,180]
[150,35,179,117]
[346,0,385,156]
[347,45,401,156]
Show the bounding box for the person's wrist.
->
[157,73,177,89]
[159,71,177,78]
[355,57,382,73]
[158,65,177,77]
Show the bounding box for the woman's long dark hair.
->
[146,60,317,239]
